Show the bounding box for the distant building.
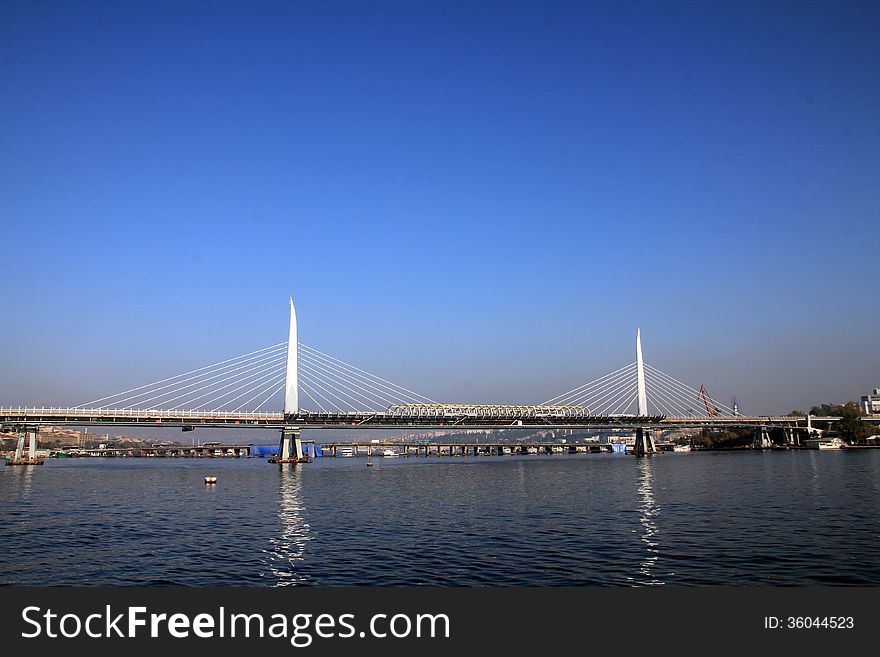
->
[861,388,880,415]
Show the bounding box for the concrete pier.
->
[7,426,43,465]
[753,426,773,450]
[632,428,658,456]
[271,426,306,464]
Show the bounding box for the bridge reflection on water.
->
[631,457,663,586]
[266,465,312,585]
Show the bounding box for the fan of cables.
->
[75,342,436,414]
[543,362,735,418]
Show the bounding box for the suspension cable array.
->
[75,341,438,414]
[76,340,734,418]
[76,343,289,413]
[297,343,437,413]
[543,362,736,418]
[542,362,640,415]
[643,364,737,417]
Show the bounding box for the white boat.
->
[337,446,355,457]
[817,438,846,450]
[380,448,399,457]
[673,444,692,452]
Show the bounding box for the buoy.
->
[366,463,373,467]
[204,476,218,484]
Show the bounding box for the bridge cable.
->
[644,364,736,415]
[297,368,375,412]
[298,350,410,408]
[542,362,637,406]
[151,359,286,411]
[593,379,639,415]
[577,371,640,413]
[565,364,640,408]
[84,345,286,409]
[298,381,329,413]
[645,379,695,416]
[75,342,286,408]
[229,372,287,412]
[298,343,437,404]
[642,369,703,416]
[298,370,360,412]
[251,383,285,413]
[298,343,433,406]
[198,365,287,412]
[644,368,718,417]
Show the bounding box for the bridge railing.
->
[0,407,285,419]
[385,404,602,418]
[293,407,666,421]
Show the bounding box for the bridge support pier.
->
[753,427,772,450]
[8,425,43,466]
[632,427,657,456]
[271,427,305,464]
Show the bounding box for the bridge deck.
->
[0,408,845,430]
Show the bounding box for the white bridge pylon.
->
[283,297,298,415]
[72,301,734,419]
[636,328,647,416]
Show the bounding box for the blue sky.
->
[1,0,878,415]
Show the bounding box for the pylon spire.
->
[283,297,298,415]
[636,328,647,416]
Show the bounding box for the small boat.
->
[204,476,218,484]
[673,444,692,452]
[337,446,355,457]
[817,438,846,450]
[6,457,45,466]
[381,448,399,458]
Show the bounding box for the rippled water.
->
[2,450,879,586]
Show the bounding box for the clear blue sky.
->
[1,0,877,415]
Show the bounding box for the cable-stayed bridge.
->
[1,299,840,461]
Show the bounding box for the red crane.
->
[698,384,720,417]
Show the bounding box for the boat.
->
[6,457,45,466]
[380,448,399,458]
[337,446,355,457]
[673,444,692,452]
[805,437,846,450]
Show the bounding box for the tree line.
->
[787,402,877,444]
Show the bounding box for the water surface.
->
[2,450,878,586]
